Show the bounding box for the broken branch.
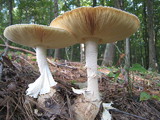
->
[0,44,36,55]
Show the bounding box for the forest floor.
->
[0,51,160,120]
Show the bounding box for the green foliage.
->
[130,64,147,73]
[140,92,151,101]
[7,53,13,60]
[140,92,160,101]
[100,66,121,82]
[32,58,36,61]
[15,0,53,24]
[70,80,77,85]
[16,51,22,55]
[27,53,33,57]
[80,0,92,6]
[152,95,160,101]
[107,72,120,80]
[156,83,160,87]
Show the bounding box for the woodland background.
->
[0,0,160,119]
[0,0,160,72]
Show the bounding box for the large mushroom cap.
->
[4,24,76,48]
[50,6,140,44]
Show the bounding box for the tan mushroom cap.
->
[4,24,76,48]
[50,6,140,44]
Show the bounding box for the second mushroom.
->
[4,24,76,98]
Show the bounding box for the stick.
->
[110,109,149,120]
[66,94,74,120]
[114,43,122,54]
[0,44,36,55]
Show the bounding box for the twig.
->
[114,43,122,54]
[6,101,10,120]
[16,56,35,68]
[0,44,36,55]
[8,102,19,120]
[66,94,74,120]
[110,108,149,120]
[47,58,78,70]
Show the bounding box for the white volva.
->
[101,102,114,120]
[26,47,57,98]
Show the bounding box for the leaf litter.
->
[0,52,160,120]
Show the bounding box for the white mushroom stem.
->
[26,46,57,98]
[85,40,100,101]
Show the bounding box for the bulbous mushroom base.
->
[72,95,101,120]
[26,68,57,98]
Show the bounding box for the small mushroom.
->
[4,24,76,98]
[50,6,140,119]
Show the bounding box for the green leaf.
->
[27,54,33,56]
[115,72,120,79]
[156,83,160,87]
[70,80,77,85]
[140,92,151,101]
[130,64,147,73]
[152,95,160,101]
[32,59,36,61]
[107,72,115,77]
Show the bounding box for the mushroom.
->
[4,24,76,98]
[50,6,140,119]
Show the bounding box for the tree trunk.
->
[54,48,62,59]
[142,1,149,69]
[53,0,58,18]
[125,38,130,71]
[102,43,115,66]
[155,29,159,71]
[146,0,158,71]
[5,0,13,55]
[124,38,132,96]
[92,0,97,7]
[9,0,13,25]
[114,0,124,9]
[80,44,85,62]
[77,0,80,7]
[49,0,62,59]
[76,0,85,62]
[70,46,73,61]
